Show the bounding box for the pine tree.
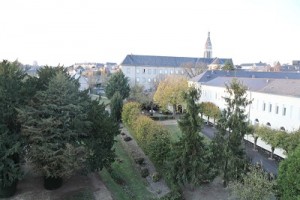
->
[19,72,88,180]
[211,79,252,186]
[105,71,130,100]
[110,91,123,122]
[168,86,215,187]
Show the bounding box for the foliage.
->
[19,72,88,179]
[168,87,216,187]
[0,60,25,187]
[222,60,235,71]
[132,115,157,146]
[122,102,141,127]
[228,165,275,200]
[110,92,123,122]
[153,75,188,116]
[255,126,285,158]
[211,79,252,186]
[85,100,119,172]
[201,102,221,122]
[278,145,300,199]
[105,70,130,100]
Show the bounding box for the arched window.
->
[255,119,259,123]
[280,127,285,131]
[266,122,271,127]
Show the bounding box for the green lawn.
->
[164,124,211,144]
[99,137,153,200]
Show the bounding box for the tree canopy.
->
[153,75,188,116]
[105,70,130,100]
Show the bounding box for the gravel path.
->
[120,126,171,198]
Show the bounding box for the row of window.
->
[262,102,286,116]
[136,77,157,83]
[126,67,185,75]
[254,119,285,131]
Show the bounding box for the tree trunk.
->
[150,102,154,116]
[253,136,258,151]
[172,104,176,118]
[223,160,228,187]
[270,147,275,160]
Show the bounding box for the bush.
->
[151,172,161,182]
[122,102,141,127]
[160,189,183,200]
[134,157,145,165]
[123,136,132,142]
[141,167,149,178]
[132,115,155,146]
[150,115,174,121]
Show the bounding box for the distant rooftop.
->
[120,54,232,68]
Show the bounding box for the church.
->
[120,32,233,90]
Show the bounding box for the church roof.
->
[120,54,231,68]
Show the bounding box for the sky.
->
[0,0,300,66]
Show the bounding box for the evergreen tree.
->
[110,91,123,122]
[0,60,25,194]
[85,100,119,172]
[211,79,252,187]
[19,72,88,180]
[168,86,215,187]
[105,71,130,100]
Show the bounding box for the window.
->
[148,69,151,74]
[136,77,140,82]
[142,78,146,83]
[283,107,287,116]
[181,70,184,74]
[170,69,173,74]
[269,104,272,112]
[276,106,279,114]
[148,78,151,82]
[159,69,163,74]
[136,69,140,74]
[126,67,130,74]
[143,69,146,73]
[263,103,266,111]
[154,78,157,82]
[266,122,271,127]
[175,69,179,74]
[153,69,156,74]
[165,69,168,74]
[280,127,285,131]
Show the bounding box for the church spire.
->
[204,32,212,58]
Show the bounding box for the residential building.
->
[190,70,300,158]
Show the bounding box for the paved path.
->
[160,120,279,176]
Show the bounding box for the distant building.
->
[292,60,300,66]
[240,62,270,71]
[120,54,232,90]
[204,32,212,58]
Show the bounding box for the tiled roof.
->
[202,77,300,97]
[120,54,232,68]
[193,70,300,83]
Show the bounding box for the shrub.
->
[134,157,145,165]
[151,172,161,182]
[123,136,132,142]
[122,102,141,127]
[141,167,149,178]
[132,115,155,146]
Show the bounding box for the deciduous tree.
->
[153,75,188,116]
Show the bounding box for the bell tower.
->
[204,32,212,58]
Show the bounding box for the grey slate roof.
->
[202,77,300,97]
[120,54,232,68]
[191,70,300,83]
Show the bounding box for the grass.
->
[164,123,211,144]
[99,137,153,200]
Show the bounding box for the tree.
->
[229,165,275,200]
[222,60,235,71]
[202,102,221,123]
[153,75,188,116]
[0,60,25,196]
[211,79,252,187]
[168,86,215,187]
[105,70,130,100]
[181,62,208,78]
[278,145,300,199]
[122,102,141,127]
[19,72,88,188]
[110,91,123,122]
[85,100,119,172]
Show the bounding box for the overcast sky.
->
[0,0,299,66]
